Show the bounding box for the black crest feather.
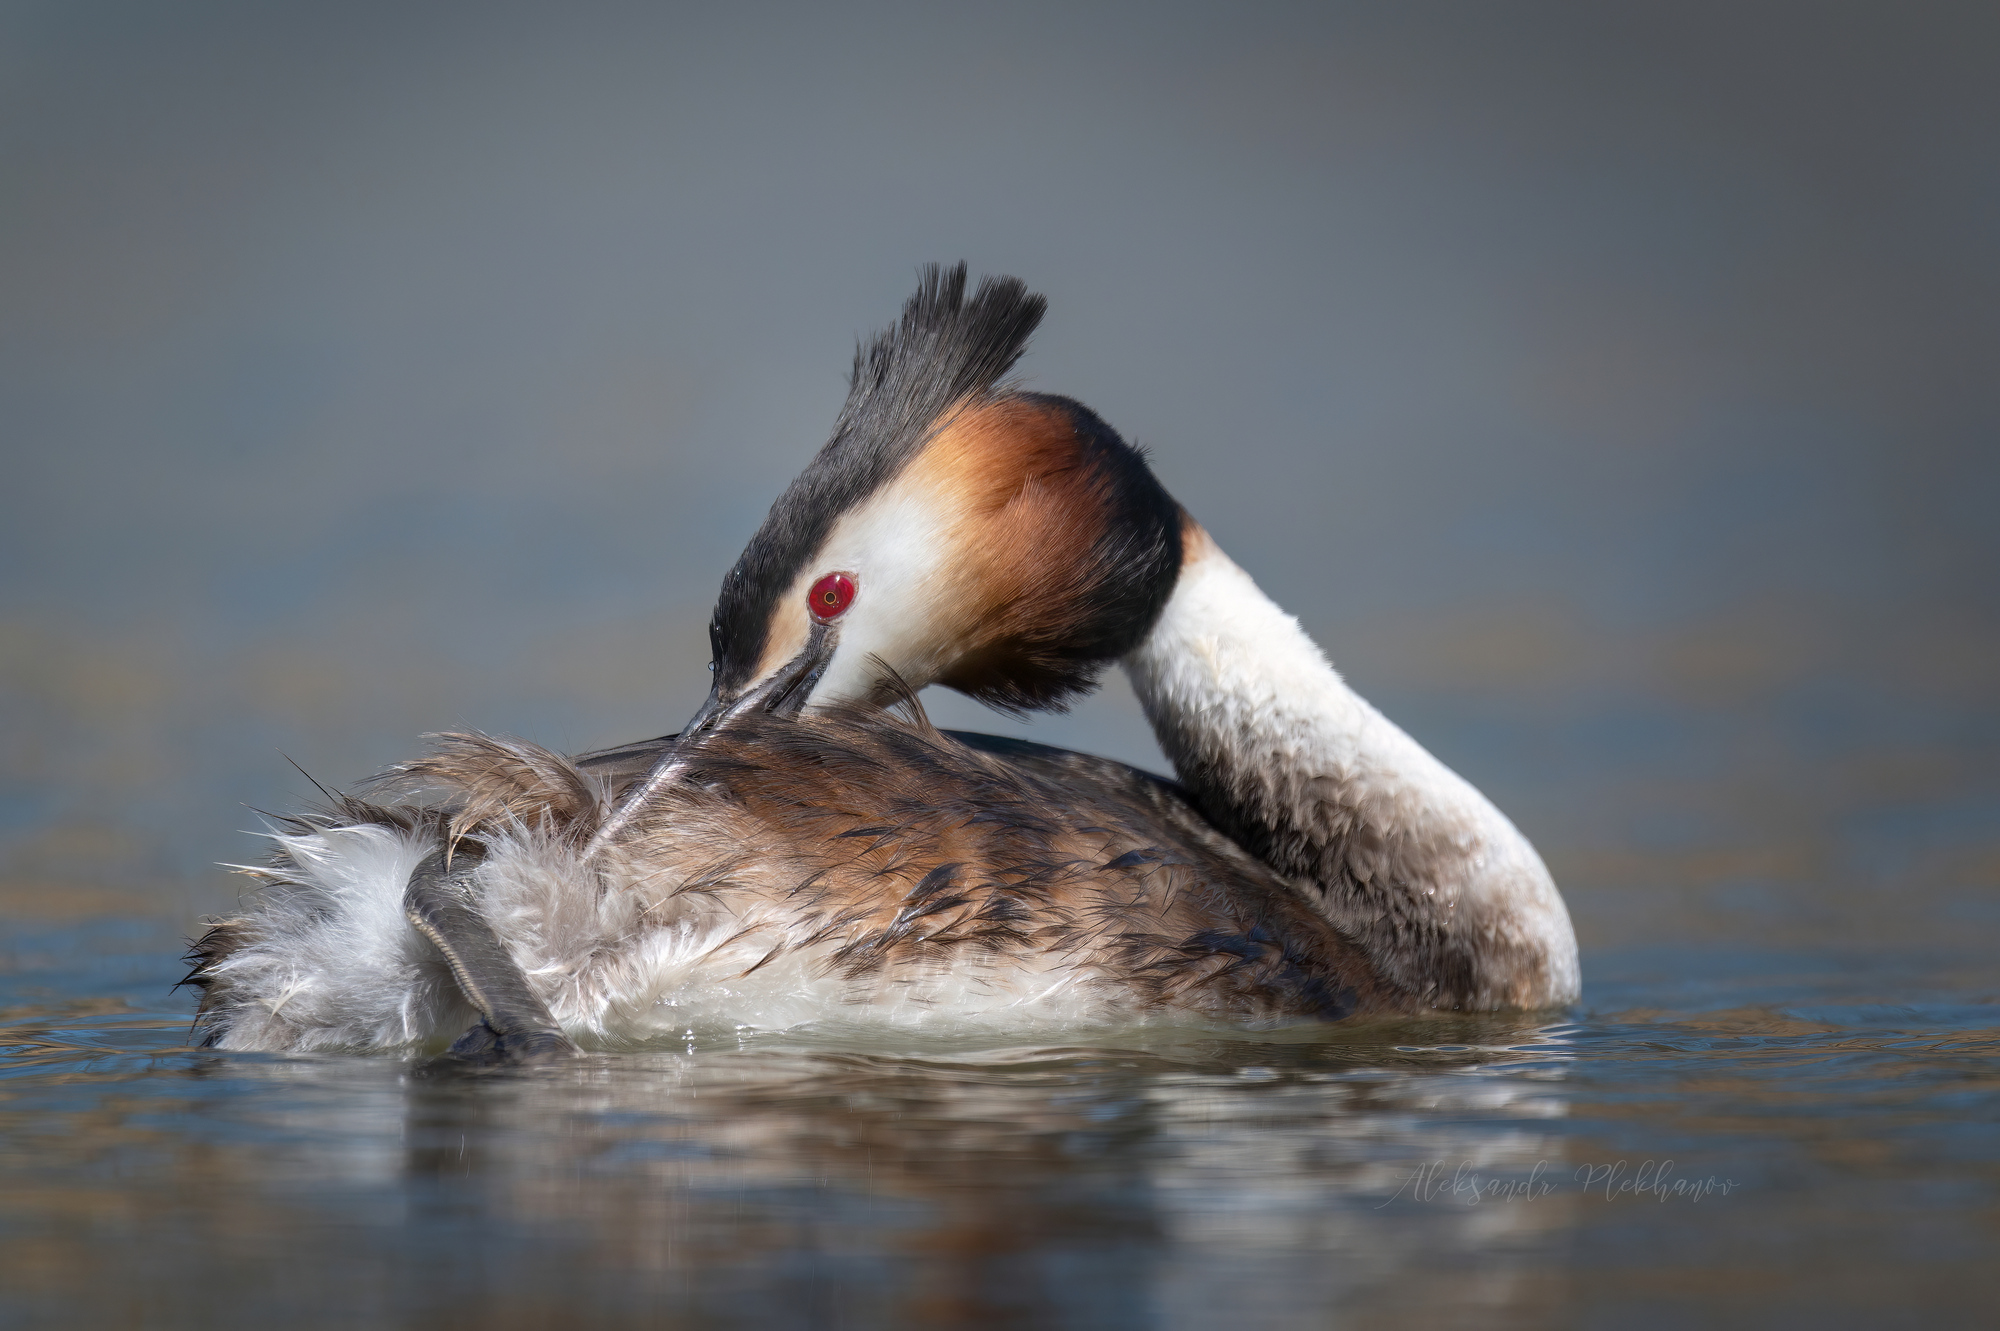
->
[709,263,1046,689]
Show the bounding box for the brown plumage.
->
[187,701,1414,1051]
[617,702,1404,1019]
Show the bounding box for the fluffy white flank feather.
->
[204,808,1137,1055]
[205,824,478,1051]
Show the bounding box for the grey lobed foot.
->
[402,846,578,1062]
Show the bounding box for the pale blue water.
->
[3,920,1993,1329]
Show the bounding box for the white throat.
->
[1123,527,1579,1009]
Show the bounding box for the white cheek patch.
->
[741,474,964,706]
[807,484,960,705]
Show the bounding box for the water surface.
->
[3,908,1992,1329]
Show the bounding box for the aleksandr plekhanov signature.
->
[1378,1158,1739,1207]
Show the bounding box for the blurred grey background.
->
[3,1,1995,957]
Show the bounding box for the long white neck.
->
[1123,524,1579,1009]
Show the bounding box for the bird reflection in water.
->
[162,1022,1578,1325]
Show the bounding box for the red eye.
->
[807,572,856,621]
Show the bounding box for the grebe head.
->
[688,264,1183,737]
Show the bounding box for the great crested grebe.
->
[186,265,1575,1055]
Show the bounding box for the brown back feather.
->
[605,703,1414,1021]
[371,732,606,849]
[196,711,1414,1035]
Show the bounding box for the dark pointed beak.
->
[686,619,837,738]
[585,623,840,862]
[675,686,727,743]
